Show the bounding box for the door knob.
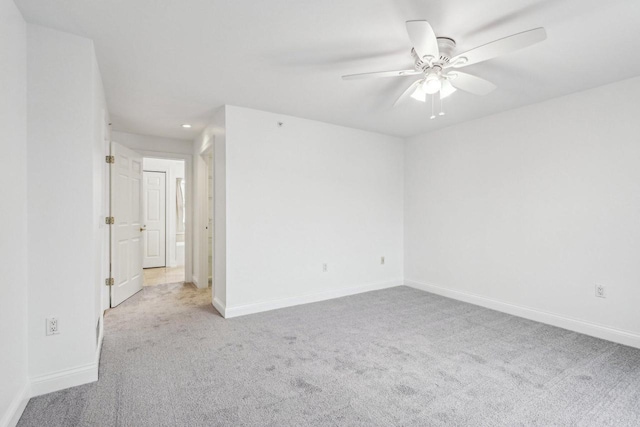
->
[140,226,146,232]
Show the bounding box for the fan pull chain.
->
[439,94,445,116]
[430,95,436,120]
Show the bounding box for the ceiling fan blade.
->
[342,69,421,80]
[440,79,457,99]
[449,27,547,68]
[393,80,423,107]
[406,20,439,62]
[448,72,496,95]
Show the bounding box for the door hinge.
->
[105,155,115,164]
[105,278,114,286]
[105,216,115,225]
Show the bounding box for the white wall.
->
[222,106,404,314]
[142,158,185,268]
[213,110,227,303]
[26,24,108,393]
[92,54,110,346]
[113,131,192,155]
[405,75,640,347]
[0,0,29,424]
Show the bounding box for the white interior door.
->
[143,171,166,268]
[110,142,144,307]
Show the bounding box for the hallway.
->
[143,267,186,287]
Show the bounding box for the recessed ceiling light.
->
[181,124,192,129]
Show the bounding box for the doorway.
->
[107,141,196,308]
[196,145,214,293]
[142,158,186,287]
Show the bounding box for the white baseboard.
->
[212,297,226,317]
[1,319,104,425]
[0,382,30,427]
[223,279,402,319]
[405,279,640,349]
[29,362,98,398]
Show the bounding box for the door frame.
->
[197,144,214,292]
[134,150,194,285]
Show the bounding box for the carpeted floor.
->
[18,284,640,426]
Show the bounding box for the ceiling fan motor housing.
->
[413,37,456,71]
[436,37,456,63]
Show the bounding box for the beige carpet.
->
[18,283,640,426]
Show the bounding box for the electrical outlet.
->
[595,284,606,299]
[46,318,59,335]
[381,256,385,265]
[322,263,328,272]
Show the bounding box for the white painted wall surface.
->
[92,55,110,342]
[26,24,107,391]
[0,0,29,424]
[405,76,640,345]
[212,109,227,303]
[223,106,404,312]
[142,158,185,268]
[113,131,192,155]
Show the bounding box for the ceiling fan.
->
[342,21,547,116]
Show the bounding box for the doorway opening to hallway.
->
[142,158,186,287]
[108,141,197,309]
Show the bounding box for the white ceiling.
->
[15,0,640,140]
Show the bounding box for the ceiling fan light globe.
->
[424,79,441,94]
[423,74,442,94]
